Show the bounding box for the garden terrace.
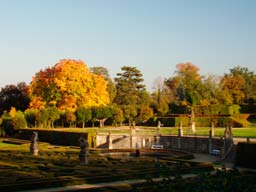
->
[0,142,213,191]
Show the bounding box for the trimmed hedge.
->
[145,116,233,127]
[15,129,96,148]
[235,142,256,168]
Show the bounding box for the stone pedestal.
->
[108,130,112,149]
[189,121,196,133]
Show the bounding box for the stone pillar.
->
[79,137,89,165]
[209,129,213,154]
[177,122,183,149]
[189,121,196,133]
[130,128,133,149]
[211,122,215,137]
[108,130,112,149]
[178,122,183,137]
[154,121,161,145]
[30,132,39,156]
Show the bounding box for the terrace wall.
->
[96,134,224,153]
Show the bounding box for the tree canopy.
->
[29,59,110,111]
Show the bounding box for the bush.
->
[236,142,256,168]
[16,129,96,148]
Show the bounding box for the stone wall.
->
[96,134,224,154]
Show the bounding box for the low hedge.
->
[15,129,96,148]
[235,142,256,168]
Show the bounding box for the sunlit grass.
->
[22,125,256,138]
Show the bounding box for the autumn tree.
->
[219,70,246,105]
[165,62,212,131]
[136,105,154,123]
[91,66,117,103]
[0,82,30,115]
[29,59,110,111]
[65,110,76,127]
[165,62,204,110]
[228,66,256,104]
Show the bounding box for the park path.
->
[21,174,198,192]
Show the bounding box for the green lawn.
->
[0,142,16,147]
[135,126,256,138]
[22,125,256,138]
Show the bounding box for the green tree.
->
[114,66,149,106]
[123,105,137,127]
[76,107,92,128]
[114,66,150,125]
[1,108,27,136]
[92,106,113,128]
[24,108,39,128]
[151,76,170,115]
[112,105,124,127]
[165,63,205,115]
[36,107,60,128]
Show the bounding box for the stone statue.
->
[30,131,39,156]
[157,121,161,136]
[79,137,89,164]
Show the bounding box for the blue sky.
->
[0,0,255,92]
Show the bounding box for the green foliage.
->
[76,107,92,128]
[1,109,26,136]
[24,108,39,128]
[112,105,124,127]
[37,107,60,128]
[114,66,146,105]
[123,105,137,123]
[12,111,26,129]
[91,106,113,127]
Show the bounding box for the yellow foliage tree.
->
[29,59,110,111]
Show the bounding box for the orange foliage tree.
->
[29,59,110,111]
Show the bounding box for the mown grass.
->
[22,125,256,138]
